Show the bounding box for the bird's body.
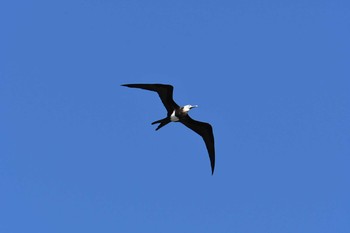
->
[122,83,215,174]
[169,105,198,122]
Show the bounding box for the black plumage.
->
[122,83,215,174]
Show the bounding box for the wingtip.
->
[121,84,138,88]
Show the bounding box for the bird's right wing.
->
[121,84,179,114]
[181,115,215,174]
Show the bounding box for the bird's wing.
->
[181,115,215,174]
[121,84,179,114]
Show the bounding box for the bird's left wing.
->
[181,115,215,174]
[121,84,179,115]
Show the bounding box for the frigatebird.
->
[122,83,215,174]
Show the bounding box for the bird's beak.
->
[191,105,198,109]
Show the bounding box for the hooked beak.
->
[191,105,198,109]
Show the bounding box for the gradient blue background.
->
[1,0,349,232]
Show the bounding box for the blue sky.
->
[1,0,349,232]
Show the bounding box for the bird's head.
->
[182,104,198,113]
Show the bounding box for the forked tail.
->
[151,117,170,131]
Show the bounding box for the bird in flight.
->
[122,83,215,174]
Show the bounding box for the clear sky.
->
[1,0,349,232]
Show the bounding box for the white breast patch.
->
[170,110,179,122]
